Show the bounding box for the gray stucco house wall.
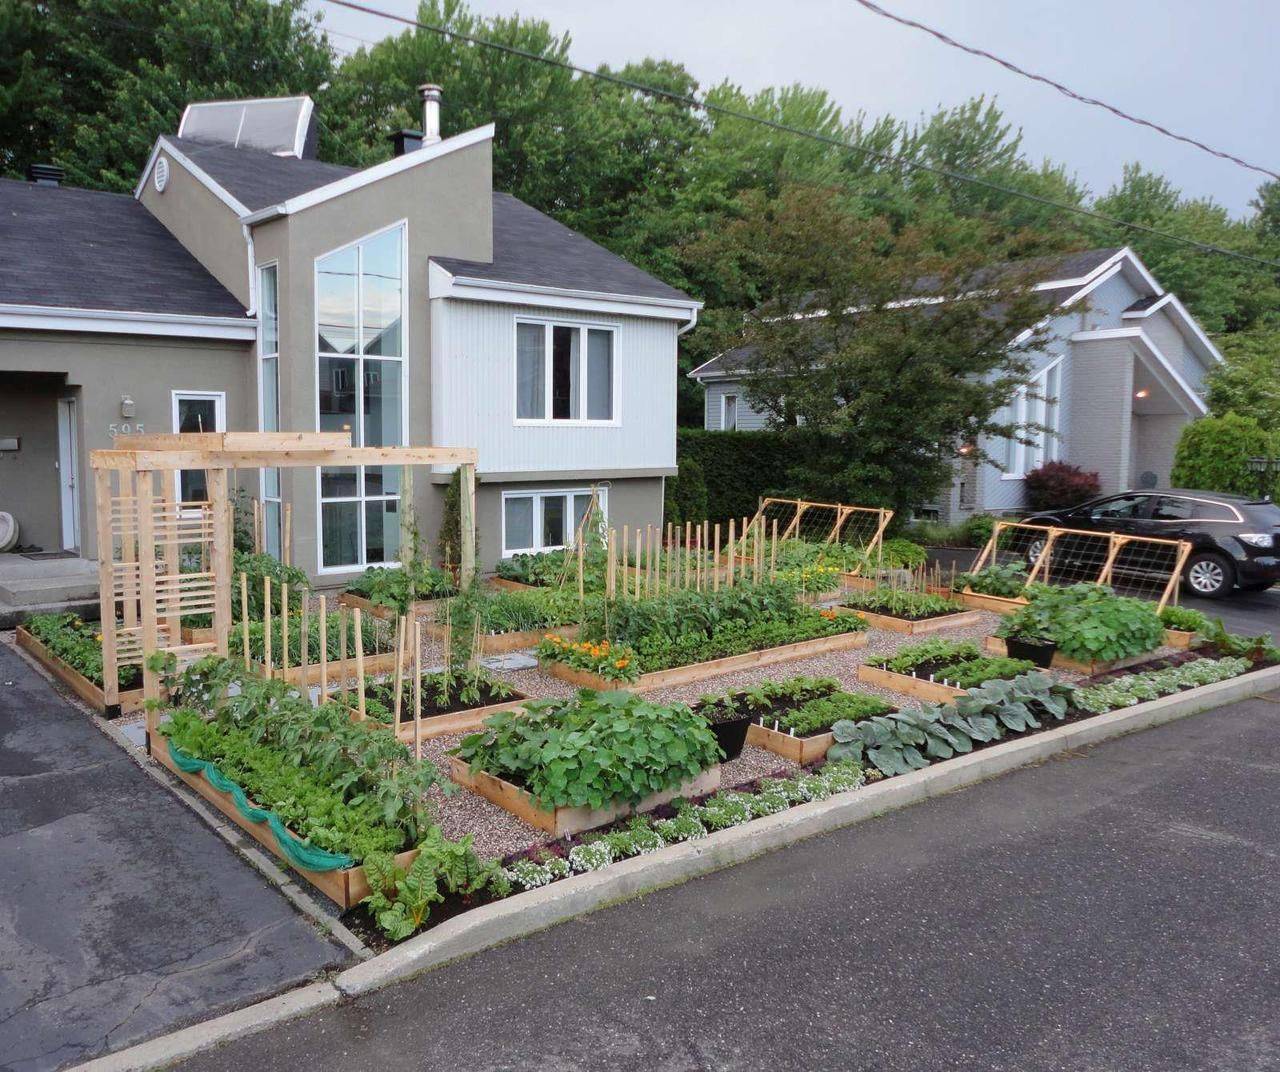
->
[689,247,1221,522]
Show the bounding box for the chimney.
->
[418,84,442,143]
[27,163,64,187]
[390,130,424,157]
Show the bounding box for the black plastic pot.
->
[706,714,752,761]
[1005,636,1057,669]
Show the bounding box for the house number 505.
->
[108,423,145,437]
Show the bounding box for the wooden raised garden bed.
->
[746,722,838,765]
[957,590,1028,615]
[151,733,412,909]
[982,636,1169,676]
[425,622,580,655]
[179,624,216,645]
[855,663,965,704]
[16,626,146,716]
[1163,628,1196,650]
[486,576,539,593]
[447,756,721,837]
[251,650,402,687]
[541,630,870,692]
[337,590,452,622]
[834,605,983,635]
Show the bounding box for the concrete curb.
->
[70,981,341,1072]
[68,662,1280,1069]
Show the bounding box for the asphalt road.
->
[0,642,347,1072]
[178,691,1280,1072]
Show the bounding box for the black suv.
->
[1023,488,1280,599]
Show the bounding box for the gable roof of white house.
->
[688,246,1220,381]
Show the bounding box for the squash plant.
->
[999,584,1164,663]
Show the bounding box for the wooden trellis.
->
[746,497,894,566]
[89,432,478,746]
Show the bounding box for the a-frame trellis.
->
[89,432,477,739]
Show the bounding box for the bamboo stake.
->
[696,524,704,592]
[620,524,629,597]
[392,614,405,733]
[353,608,366,720]
[727,519,736,588]
[413,619,422,759]
[634,530,642,599]
[239,571,250,672]
[299,596,309,699]
[280,582,289,682]
[606,527,617,597]
[318,594,328,700]
[665,522,673,591]
[263,576,272,679]
[283,502,292,565]
[684,521,692,589]
[252,499,261,555]
[713,523,721,591]
[577,536,585,601]
[339,607,349,703]
[771,519,779,578]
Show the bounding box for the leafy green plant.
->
[931,655,1036,688]
[1074,656,1252,713]
[453,690,721,809]
[882,638,982,674]
[840,586,961,619]
[24,612,139,689]
[773,692,893,735]
[536,635,639,682]
[1158,605,1211,634]
[229,611,383,668]
[998,584,1164,664]
[347,560,456,613]
[954,560,1027,597]
[362,666,519,720]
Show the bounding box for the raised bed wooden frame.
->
[425,622,580,655]
[447,757,722,837]
[541,629,870,692]
[834,605,983,635]
[337,591,453,623]
[982,636,1175,676]
[856,663,965,704]
[16,625,146,716]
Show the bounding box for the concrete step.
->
[0,597,100,630]
[0,554,100,606]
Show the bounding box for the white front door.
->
[171,391,226,503]
[56,398,80,551]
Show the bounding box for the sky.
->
[312,0,1280,219]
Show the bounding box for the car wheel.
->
[1184,552,1235,599]
[1024,537,1046,567]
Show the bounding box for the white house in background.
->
[688,247,1222,520]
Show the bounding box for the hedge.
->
[1170,413,1279,500]
[667,429,819,523]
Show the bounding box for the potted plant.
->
[996,603,1057,668]
[692,693,753,761]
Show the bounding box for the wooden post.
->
[252,498,261,554]
[606,527,617,598]
[713,524,721,591]
[94,469,119,707]
[400,465,415,564]
[209,469,232,657]
[684,521,692,589]
[299,596,310,698]
[696,524,704,592]
[239,571,250,671]
[392,614,405,733]
[732,519,742,588]
[771,518,778,579]
[634,530,642,599]
[459,462,477,587]
[263,576,272,679]
[283,501,292,565]
[1158,542,1191,613]
[318,594,328,700]
[577,537,585,601]
[280,582,289,682]
[665,522,673,591]
[339,607,349,703]
[137,471,161,726]
[353,608,366,720]
[413,619,423,759]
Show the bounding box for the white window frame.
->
[500,487,609,557]
[171,390,226,505]
[512,316,620,427]
[313,220,410,573]
[1000,355,1063,481]
[257,261,282,557]
[721,392,739,431]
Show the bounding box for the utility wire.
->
[318,0,1280,272]
[850,0,1280,184]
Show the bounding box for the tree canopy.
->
[5,0,1278,492]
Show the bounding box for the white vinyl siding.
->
[257,263,282,558]
[432,301,676,474]
[702,380,769,431]
[998,357,1063,480]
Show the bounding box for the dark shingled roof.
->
[0,178,246,318]
[434,193,692,303]
[1125,294,1166,313]
[164,136,356,212]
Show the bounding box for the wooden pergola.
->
[88,432,477,723]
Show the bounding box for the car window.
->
[1151,497,1195,521]
[1090,495,1149,520]
[1189,501,1239,522]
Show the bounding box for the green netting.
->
[166,739,354,872]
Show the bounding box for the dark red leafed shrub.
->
[1024,462,1101,511]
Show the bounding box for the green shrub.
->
[998,584,1164,663]
[1170,413,1279,499]
[347,560,455,613]
[664,455,708,524]
[955,560,1027,597]
[775,693,893,735]
[453,690,721,809]
[1158,605,1210,634]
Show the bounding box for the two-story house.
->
[0,91,700,589]
[688,247,1221,521]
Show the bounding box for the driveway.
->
[0,642,347,1072]
[175,692,1280,1072]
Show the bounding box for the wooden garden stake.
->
[727,519,736,588]
[339,608,349,703]
[771,519,778,578]
[263,576,272,679]
[392,614,405,733]
[299,596,309,698]
[283,502,292,565]
[713,524,721,591]
[353,608,366,720]
[413,620,423,759]
[684,521,692,589]
[577,537,585,601]
[634,530,642,599]
[252,498,261,554]
[280,582,289,682]
[318,594,328,700]
[239,571,250,671]
[606,527,616,597]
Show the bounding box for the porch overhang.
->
[1070,327,1208,417]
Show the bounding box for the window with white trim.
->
[316,224,405,569]
[722,393,738,431]
[1000,359,1061,478]
[258,264,283,558]
[172,391,225,503]
[502,488,607,556]
[515,320,614,422]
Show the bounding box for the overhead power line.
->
[318,0,1280,272]
[850,0,1280,184]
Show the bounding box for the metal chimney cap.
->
[27,163,65,186]
[417,84,443,101]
